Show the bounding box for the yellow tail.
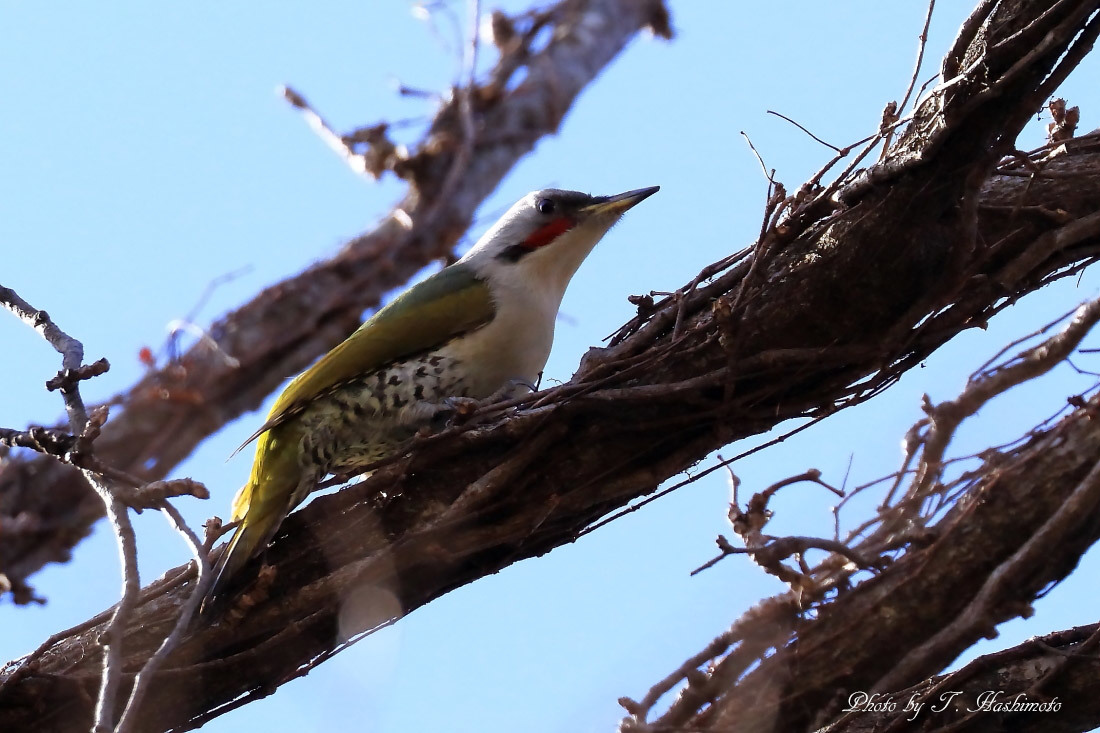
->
[199,491,279,616]
[200,422,306,616]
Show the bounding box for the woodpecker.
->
[201,185,659,612]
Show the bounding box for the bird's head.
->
[460,186,659,300]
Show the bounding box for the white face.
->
[459,187,656,305]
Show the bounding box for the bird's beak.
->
[581,186,660,217]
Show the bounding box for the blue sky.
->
[3,2,1100,731]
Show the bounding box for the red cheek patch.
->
[522,216,575,249]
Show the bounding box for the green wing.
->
[236,264,495,451]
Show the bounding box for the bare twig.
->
[900,0,936,115]
[756,469,844,500]
[165,320,240,368]
[876,0,936,158]
[766,110,843,152]
[89,477,140,733]
[0,285,140,731]
[970,303,1079,377]
[418,0,482,231]
[114,503,211,733]
[910,296,1100,500]
[280,85,374,177]
[740,130,775,184]
[575,415,829,541]
[619,632,734,723]
[0,284,216,733]
[0,285,96,428]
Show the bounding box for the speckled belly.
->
[295,352,470,473]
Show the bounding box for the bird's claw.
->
[503,377,538,395]
[443,395,481,416]
[431,379,537,428]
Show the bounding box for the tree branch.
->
[823,623,1100,733]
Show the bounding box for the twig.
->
[695,533,878,580]
[757,469,844,500]
[183,265,253,325]
[576,416,828,540]
[115,503,211,733]
[900,0,936,115]
[417,0,481,231]
[166,320,240,368]
[0,425,77,458]
[411,0,463,58]
[876,0,935,159]
[163,266,254,366]
[280,85,370,176]
[618,632,734,725]
[766,110,842,152]
[970,302,1079,379]
[752,535,878,570]
[910,297,1100,500]
[115,478,211,512]
[0,285,142,731]
[671,271,709,341]
[876,419,928,511]
[718,455,741,507]
[0,284,213,733]
[0,284,94,428]
[740,130,775,183]
[690,535,738,576]
[90,476,141,733]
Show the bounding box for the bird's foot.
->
[429,379,537,429]
[442,395,481,419]
[497,377,538,397]
[422,397,477,430]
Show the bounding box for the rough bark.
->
[4,1,1100,732]
[821,624,1100,733]
[0,0,670,602]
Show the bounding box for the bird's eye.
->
[536,198,556,215]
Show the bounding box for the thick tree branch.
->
[0,0,671,599]
[822,623,1100,733]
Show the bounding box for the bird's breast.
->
[437,292,556,396]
